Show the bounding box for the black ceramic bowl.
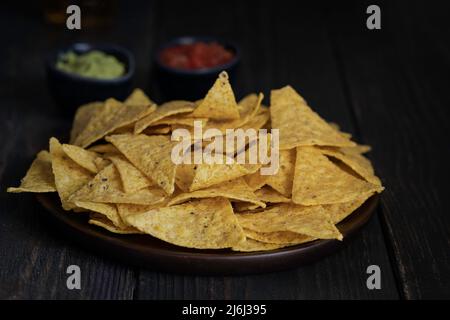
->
[154,36,240,101]
[46,43,135,115]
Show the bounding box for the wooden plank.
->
[136,0,398,299]
[325,0,450,299]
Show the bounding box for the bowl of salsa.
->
[154,36,240,100]
[46,42,135,114]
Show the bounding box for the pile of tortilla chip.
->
[7,71,383,252]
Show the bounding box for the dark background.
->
[1,0,449,299]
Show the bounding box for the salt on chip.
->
[62,144,101,174]
[134,100,195,134]
[270,86,356,149]
[106,134,177,194]
[265,149,295,197]
[70,101,104,144]
[74,98,156,148]
[49,137,93,210]
[7,150,56,193]
[236,203,343,240]
[168,177,265,208]
[107,154,156,193]
[125,197,245,249]
[244,228,314,245]
[292,147,382,205]
[191,71,240,120]
[69,164,165,205]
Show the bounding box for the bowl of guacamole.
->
[46,43,135,114]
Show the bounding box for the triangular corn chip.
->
[254,186,291,203]
[62,144,101,174]
[232,238,289,252]
[7,150,56,193]
[124,88,153,106]
[70,101,104,144]
[271,86,355,149]
[125,198,245,249]
[88,213,141,234]
[75,201,126,228]
[265,149,295,197]
[243,228,314,245]
[292,147,382,205]
[191,71,240,120]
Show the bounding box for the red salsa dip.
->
[159,41,234,71]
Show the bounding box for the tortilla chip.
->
[270,86,355,149]
[323,194,373,224]
[134,100,195,134]
[88,214,141,234]
[70,101,104,144]
[174,163,196,192]
[125,197,245,249]
[62,144,101,174]
[88,144,119,154]
[124,88,153,106]
[191,71,240,120]
[292,147,382,205]
[190,156,261,191]
[106,134,177,195]
[150,115,208,127]
[74,98,156,148]
[233,202,260,212]
[254,186,291,203]
[69,164,165,205]
[168,177,265,208]
[231,238,289,252]
[319,147,382,186]
[49,137,93,210]
[236,203,342,240]
[244,228,315,245]
[7,150,56,193]
[265,149,295,197]
[238,108,270,131]
[107,154,156,193]
[74,201,126,228]
[143,125,171,135]
[244,171,268,191]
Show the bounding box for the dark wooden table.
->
[1,0,449,300]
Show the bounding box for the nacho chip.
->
[70,101,104,144]
[143,125,171,135]
[49,137,93,210]
[75,201,125,228]
[125,197,245,249]
[244,228,314,245]
[238,108,270,131]
[265,149,295,197]
[254,186,291,203]
[236,203,342,240]
[168,177,265,208]
[7,150,56,193]
[319,147,382,186]
[69,164,165,205]
[292,147,382,205]
[74,98,156,148]
[270,86,355,149]
[323,194,373,224]
[150,115,207,127]
[134,100,195,134]
[233,202,260,212]
[62,144,100,174]
[124,88,153,106]
[106,134,177,194]
[88,214,141,234]
[88,144,119,154]
[231,238,288,252]
[191,71,240,120]
[174,163,196,192]
[107,154,155,193]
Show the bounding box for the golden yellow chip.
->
[69,164,165,205]
[174,163,196,192]
[168,177,265,208]
[143,125,172,135]
[88,214,141,234]
[244,228,315,245]
[244,170,268,191]
[70,101,104,144]
[236,203,342,240]
[125,197,245,249]
[7,150,56,193]
[49,137,93,210]
[74,98,156,148]
[254,186,290,203]
[191,71,240,120]
[134,100,195,134]
[323,194,373,224]
[106,134,177,194]
[292,147,382,205]
[238,108,270,131]
[75,201,126,228]
[107,154,156,193]
[232,238,289,252]
[88,144,119,154]
[319,147,382,186]
[124,88,153,106]
[265,149,295,197]
[270,86,355,149]
[62,144,101,174]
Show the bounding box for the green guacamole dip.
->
[56,50,125,80]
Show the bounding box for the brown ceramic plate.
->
[36,193,379,275]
